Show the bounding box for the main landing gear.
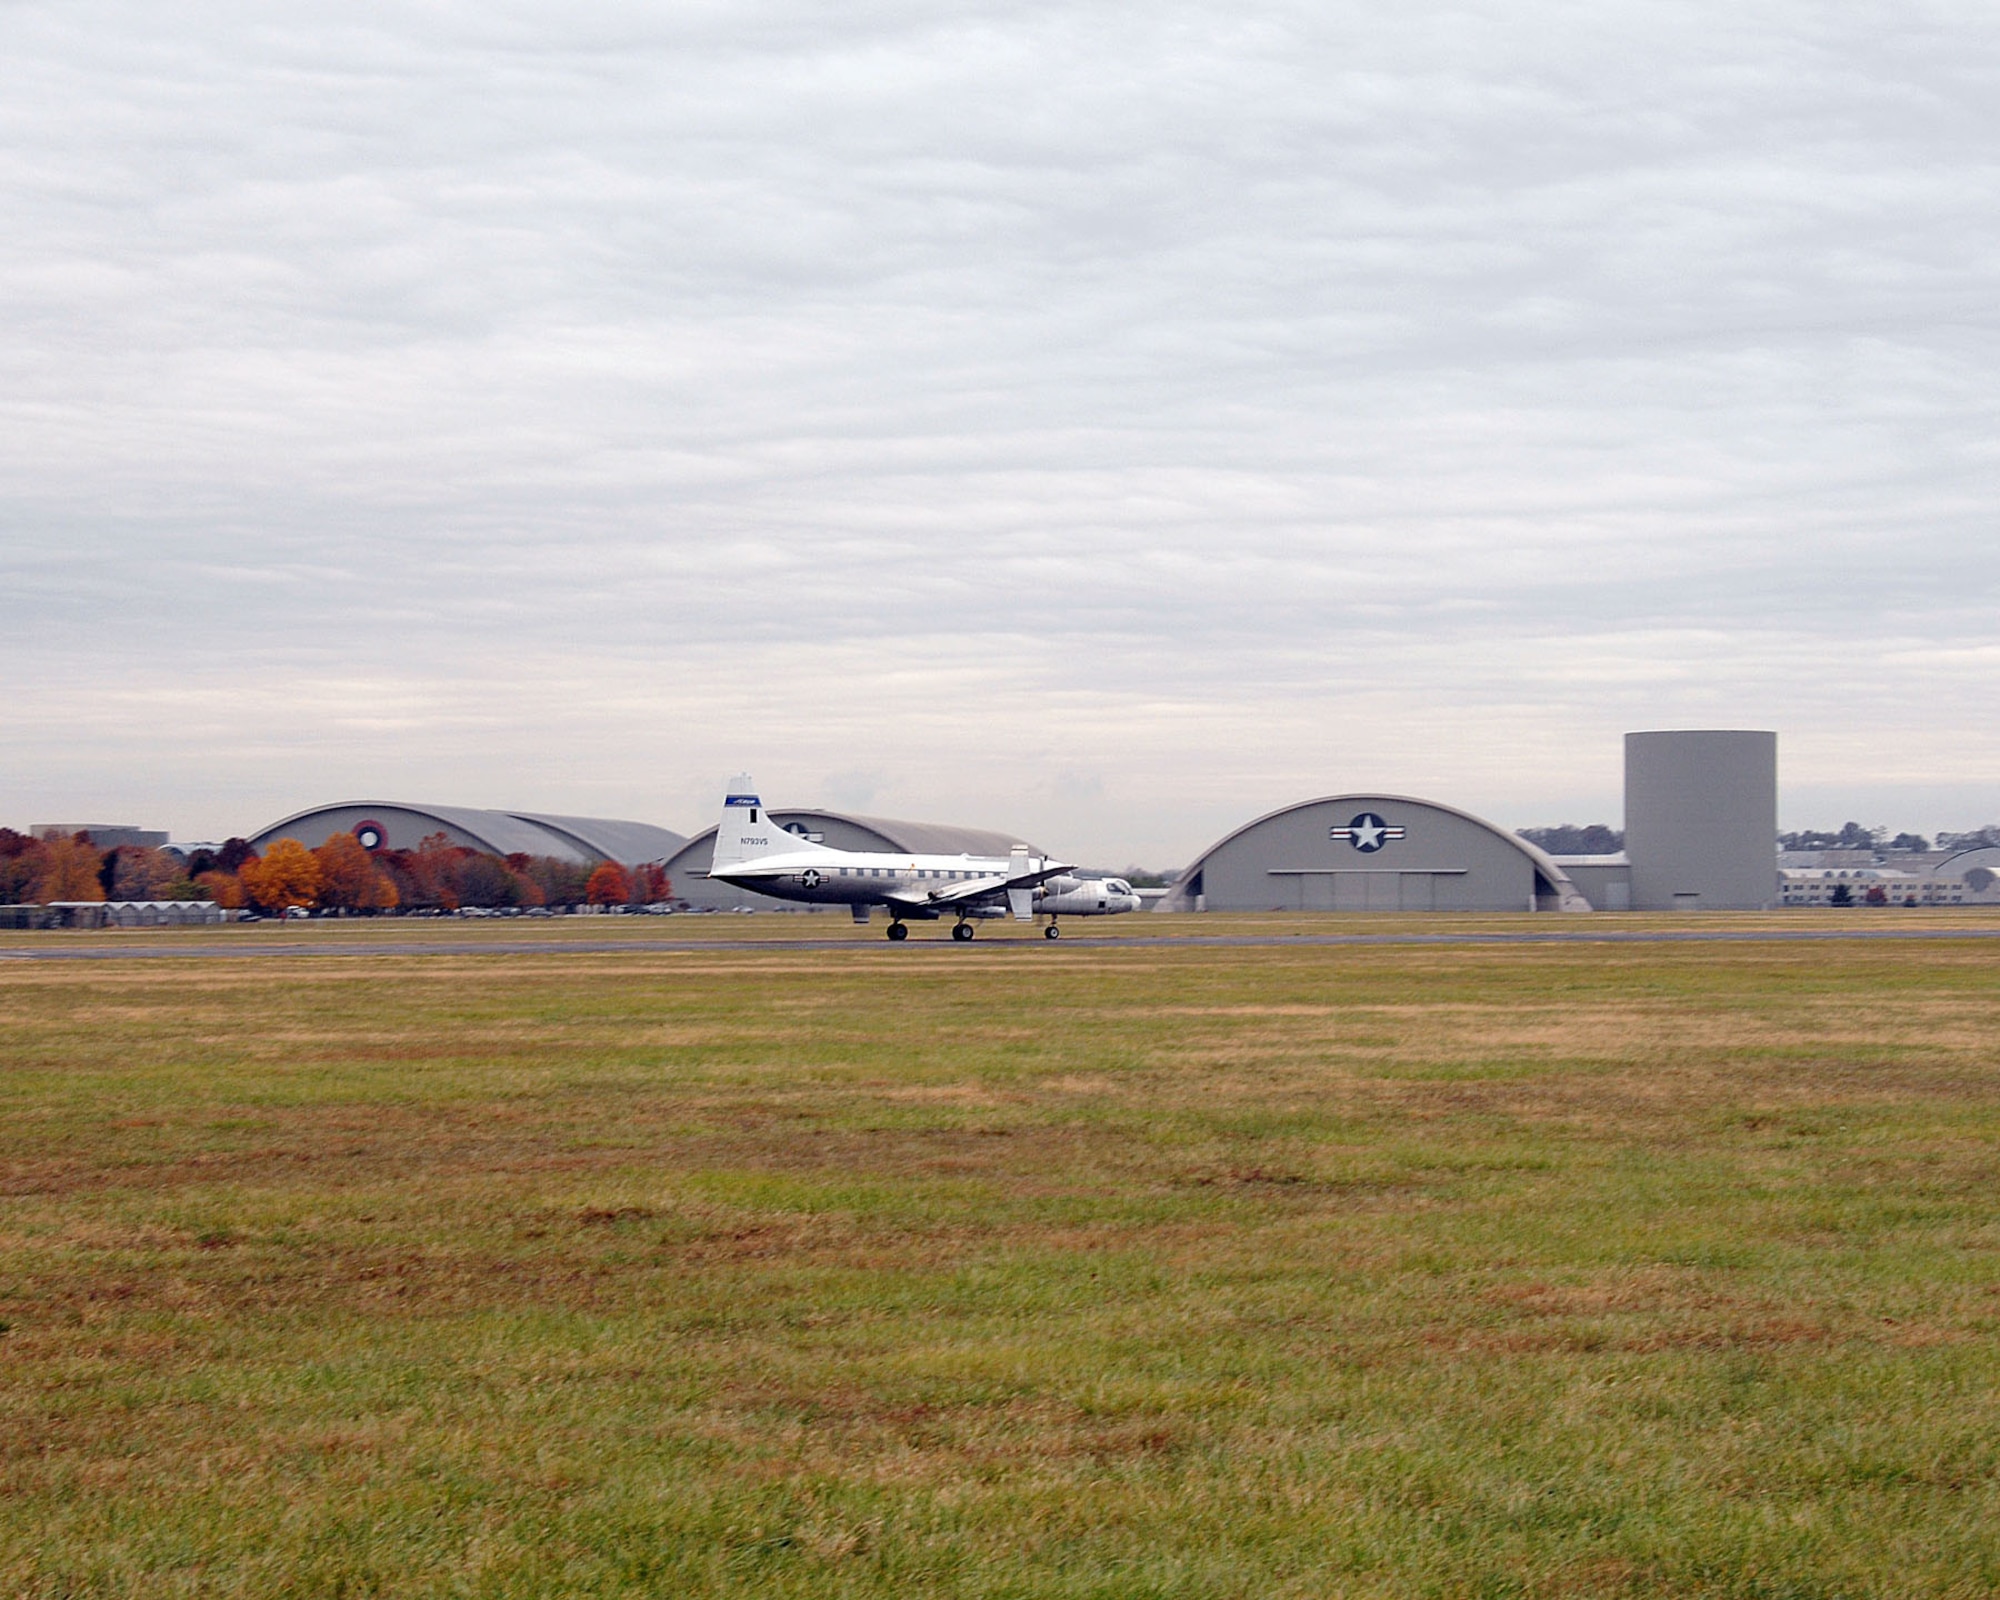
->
[885,921,908,941]
[1044,919,1061,940]
[952,921,975,941]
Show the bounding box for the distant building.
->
[1548,853,1631,912]
[1155,729,1781,913]
[32,824,168,849]
[1154,795,1591,913]
[1624,730,1777,911]
[1767,840,2000,906]
[1932,845,2000,904]
[1777,869,1963,907]
[43,901,227,927]
[247,803,685,867]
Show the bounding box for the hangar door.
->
[1273,869,1467,911]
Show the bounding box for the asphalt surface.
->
[4,926,2000,961]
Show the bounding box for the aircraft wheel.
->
[886,922,908,942]
[952,922,974,941]
[1044,924,1061,940]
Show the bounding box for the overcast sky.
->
[3,0,1996,864]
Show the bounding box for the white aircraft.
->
[703,777,1136,940]
[1037,875,1144,919]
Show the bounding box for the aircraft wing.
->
[884,878,993,909]
[884,861,1073,918]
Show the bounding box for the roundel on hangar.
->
[1156,794,1591,914]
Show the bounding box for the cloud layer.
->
[4,1,1996,861]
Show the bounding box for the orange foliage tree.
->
[408,833,463,910]
[35,835,106,903]
[195,871,248,909]
[0,830,49,903]
[585,862,632,906]
[634,863,671,904]
[503,854,547,908]
[313,832,399,912]
[240,838,324,912]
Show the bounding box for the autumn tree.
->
[106,846,189,901]
[239,838,324,912]
[455,853,520,909]
[195,871,248,909]
[217,838,259,873]
[586,861,632,906]
[313,832,399,913]
[0,830,48,904]
[408,832,465,910]
[502,854,547,908]
[374,850,419,908]
[520,855,590,908]
[35,835,106,903]
[633,863,671,904]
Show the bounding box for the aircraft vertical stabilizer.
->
[708,776,837,874]
[709,777,777,873]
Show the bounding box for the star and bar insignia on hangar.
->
[1330,812,1405,853]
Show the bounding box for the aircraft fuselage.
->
[712,848,1026,917]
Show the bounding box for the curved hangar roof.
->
[1935,845,2000,898]
[664,809,1042,911]
[1157,793,1591,914]
[249,803,686,866]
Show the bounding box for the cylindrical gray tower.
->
[1625,730,1777,911]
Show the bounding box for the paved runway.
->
[5,926,2000,961]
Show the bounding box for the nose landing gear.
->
[1044,919,1061,940]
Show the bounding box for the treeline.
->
[1517,822,2000,856]
[1516,824,1623,854]
[1779,824,2000,853]
[0,829,670,914]
[0,831,203,905]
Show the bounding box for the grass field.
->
[5,915,2000,1596]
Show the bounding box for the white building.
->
[1776,869,1963,907]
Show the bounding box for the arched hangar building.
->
[1156,794,1593,914]
[250,801,1034,913]
[249,803,686,867]
[1157,730,1781,914]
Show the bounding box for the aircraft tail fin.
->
[708,775,839,875]
[709,776,784,873]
